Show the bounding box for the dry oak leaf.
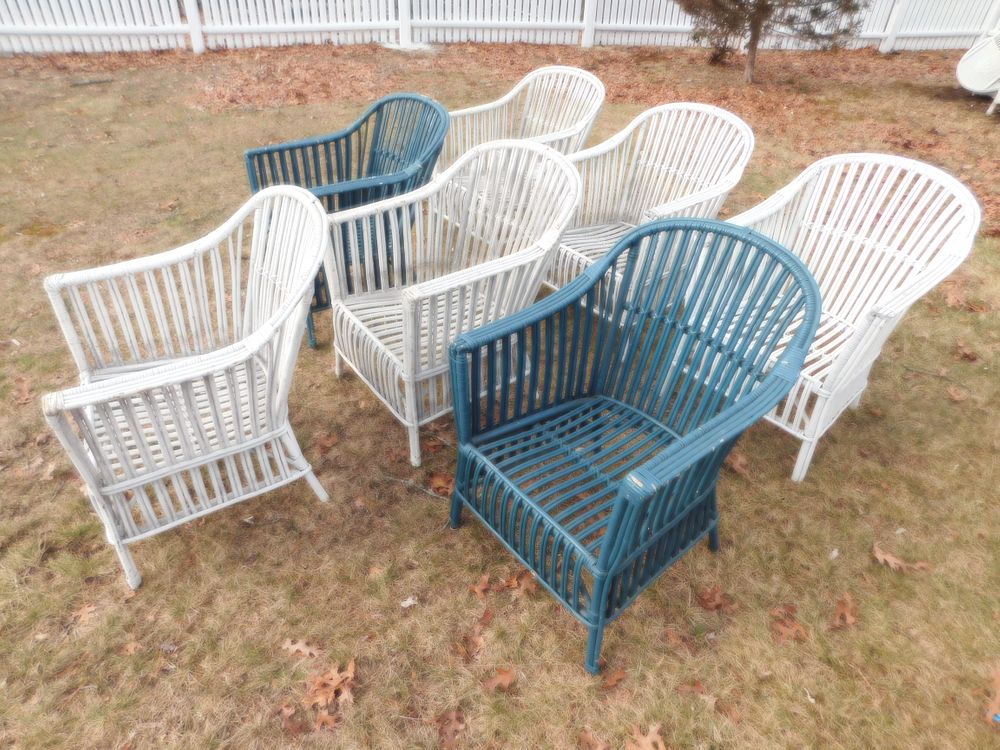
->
[315,709,339,732]
[578,729,612,750]
[492,568,539,596]
[872,542,929,573]
[482,667,517,694]
[769,604,808,644]
[436,709,466,749]
[277,703,306,739]
[946,385,969,403]
[664,626,698,654]
[316,432,340,455]
[456,608,495,662]
[723,448,750,477]
[469,574,490,600]
[696,586,738,615]
[72,603,98,626]
[829,592,859,631]
[986,668,1000,726]
[13,376,32,405]
[429,472,455,497]
[625,723,668,750]
[954,342,980,362]
[676,680,706,695]
[601,667,627,691]
[282,638,321,659]
[305,659,356,711]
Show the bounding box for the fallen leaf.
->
[625,723,667,750]
[872,542,929,573]
[947,385,969,402]
[429,472,454,497]
[469,574,490,600]
[122,640,142,655]
[829,592,859,630]
[664,626,698,654]
[578,729,611,750]
[676,680,706,695]
[769,604,808,644]
[436,709,466,749]
[696,586,738,615]
[72,603,97,626]
[954,342,979,362]
[715,698,742,723]
[278,703,306,738]
[723,447,750,477]
[455,630,484,663]
[400,596,418,609]
[282,638,321,659]
[304,659,357,713]
[315,708,339,732]
[13,376,32,405]
[986,668,1000,726]
[316,432,340,455]
[482,667,517,694]
[159,197,179,212]
[601,667,626,690]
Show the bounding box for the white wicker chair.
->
[42,186,332,589]
[546,103,755,290]
[437,66,605,170]
[730,154,981,481]
[956,25,1000,115]
[329,140,581,466]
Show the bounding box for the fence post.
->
[182,0,205,54]
[399,0,413,47]
[581,0,597,47]
[879,0,909,53]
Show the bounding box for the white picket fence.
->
[2,0,999,55]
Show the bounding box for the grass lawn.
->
[0,42,998,749]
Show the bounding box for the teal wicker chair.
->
[448,219,821,672]
[245,93,449,347]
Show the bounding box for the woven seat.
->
[449,218,820,671]
[731,153,981,480]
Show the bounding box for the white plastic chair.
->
[547,103,755,290]
[328,140,581,466]
[43,186,332,589]
[956,26,1000,115]
[437,66,605,170]
[730,154,981,481]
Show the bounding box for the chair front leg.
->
[584,573,611,674]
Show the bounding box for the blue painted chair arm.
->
[245,127,362,193]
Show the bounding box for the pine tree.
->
[677,0,865,83]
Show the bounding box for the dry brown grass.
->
[0,43,998,749]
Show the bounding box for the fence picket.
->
[0,0,995,55]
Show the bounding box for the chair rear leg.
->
[708,526,720,552]
[112,539,142,590]
[791,438,819,482]
[585,622,606,674]
[306,312,318,349]
[408,425,421,467]
[304,470,329,502]
[450,491,464,528]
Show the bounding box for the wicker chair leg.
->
[334,349,343,379]
[450,491,464,528]
[988,91,999,116]
[585,622,606,675]
[306,312,318,349]
[407,425,421,467]
[791,438,819,483]
[113,539,142,590]
[304,471,329,502]
[708,525,720,552]
[848,392,864,410]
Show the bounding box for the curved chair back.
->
[245,93,449,211]
[439,66,605,168]
[330,139,581,298]
[591,220,820,435]
[773,154,980,326]
[573,103,754,226]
